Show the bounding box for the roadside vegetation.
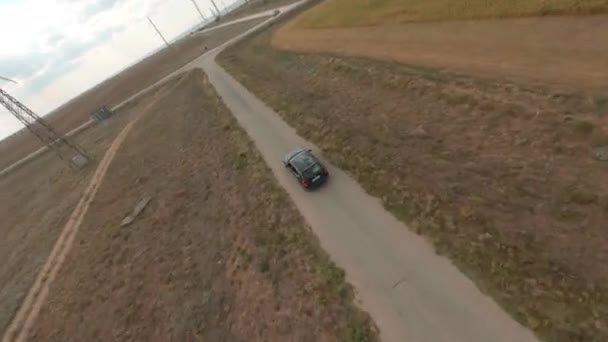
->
[296,0,608,27]
[218,5,608,341]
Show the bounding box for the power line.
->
[0,76,17,84]
[146,16,170,48]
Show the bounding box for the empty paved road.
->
[182,3,541,342]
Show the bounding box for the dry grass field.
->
[218,3,608,340]
[0,72,180,336]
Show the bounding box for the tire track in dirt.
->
[1,77,183,342]
[1,118,141,342]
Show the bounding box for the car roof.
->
[285,148,307,162]
[290,151,319,172]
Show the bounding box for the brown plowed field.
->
[0,72,178,337]
[273,14,608,90]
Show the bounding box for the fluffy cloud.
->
[1,25,122,97]
[1,0,128,79]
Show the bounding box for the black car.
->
[283,148,329,189]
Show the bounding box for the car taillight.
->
[302,180,311,187]
[321,168,328,175]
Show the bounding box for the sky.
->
[0,0,237,139]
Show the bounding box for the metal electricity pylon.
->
[0,76,90,169]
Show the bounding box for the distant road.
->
[193,8,277,34]
[0,119,95,178]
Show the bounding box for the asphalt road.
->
[193,7,278,34]
[184,2,542,342]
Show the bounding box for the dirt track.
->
[273,14,608,90]
[1,72,185,342]
[0,83,155,336]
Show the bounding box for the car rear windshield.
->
[302,164,322,178]
[291,153,321,178]
[292,153,317,171]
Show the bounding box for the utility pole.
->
[0,76,90,169]
[189,0,207,21]
[146,16,170,48]
[209,0,221,17]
